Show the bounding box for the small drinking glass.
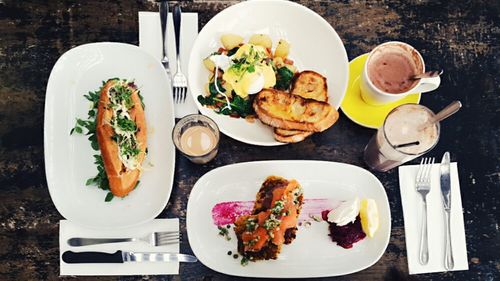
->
[363,104,440,172]
[172,114,220,164]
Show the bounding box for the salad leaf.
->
[275,67,294,90]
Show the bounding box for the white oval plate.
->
[187,160,391,278]
[44,42,175,229]
[188,0,349,146]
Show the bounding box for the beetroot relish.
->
[326,215,366,249]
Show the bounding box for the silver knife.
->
[440,152,454,270]
[62,250,197,264]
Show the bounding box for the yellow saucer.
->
[340,54,421,129]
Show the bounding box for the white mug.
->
[360,41,440,106]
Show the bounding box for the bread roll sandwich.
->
[96,79,147,197]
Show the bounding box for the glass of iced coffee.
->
[363,103,440,172]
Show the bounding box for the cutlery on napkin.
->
[60,219,180,276]
[138,11,199,118]
[399,163,468,274]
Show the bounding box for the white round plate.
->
[187,160,391,278]
[44,42,175,229]
[188,0,349,146]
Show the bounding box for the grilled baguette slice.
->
[273,128,313,143]
[254,89,339,132]
[273,71,329,142]
[96,80,147,198]
[290,70,328,102]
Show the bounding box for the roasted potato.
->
[203,57,215,71]
[249,34,272,49]
[220,34,244,50]
[274,39,290,58]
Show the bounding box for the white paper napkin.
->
[399,163,468,274]
[60,219,179,276]
[138,11,199,118]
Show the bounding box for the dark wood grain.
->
[0,0,498,280]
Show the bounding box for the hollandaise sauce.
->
[210,44,276,99]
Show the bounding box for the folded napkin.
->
[60,219,179,276]
[399,163,468,274]
[138,11,199,118]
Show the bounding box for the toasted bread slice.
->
[254,89,339,132]
[290,70,328,102]
[273,71,328,142]
[96,79,147,197]
[273,128,313,143]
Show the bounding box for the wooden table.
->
[0,1,498,280]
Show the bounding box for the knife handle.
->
[62,251,123,264]
[173,4,182,62]
[444,211,455,270]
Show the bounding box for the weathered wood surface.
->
[0,0,498,280]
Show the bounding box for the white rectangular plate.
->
[186,160,391,278]
[44,42,175,229]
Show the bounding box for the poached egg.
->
[209,44,276,98]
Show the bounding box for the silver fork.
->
[415,157,435,265]
[172,4,188,103]
[67,231,180,247]
[159,1,171,79]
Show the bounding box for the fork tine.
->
[425,157,435,182]
[183,87,187,102]
[157,236,180,243]
[155,233,180,238]
[173,87,178,103]
[416,158,425,182]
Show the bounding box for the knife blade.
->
[62,251,197,264]
[440,152,451,210]
[440,151,454,270]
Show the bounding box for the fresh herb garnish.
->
[240,256,249,266]
[117,117,137,132]
[104,192,114,202]
[275,66,294,90]
[218,225,231,241]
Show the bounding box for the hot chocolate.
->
[367,44,420,94]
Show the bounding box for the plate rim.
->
[186,160,391,278]
[188,0,349,146]
[44,42,176,229]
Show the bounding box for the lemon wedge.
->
[359,198,379,238]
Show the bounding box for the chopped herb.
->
[263,217,281,231]
[245,218,258,232]
[218,226,231,241]
[271,200,285,215]
[240,256,249,266]
[310,214,322,222]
